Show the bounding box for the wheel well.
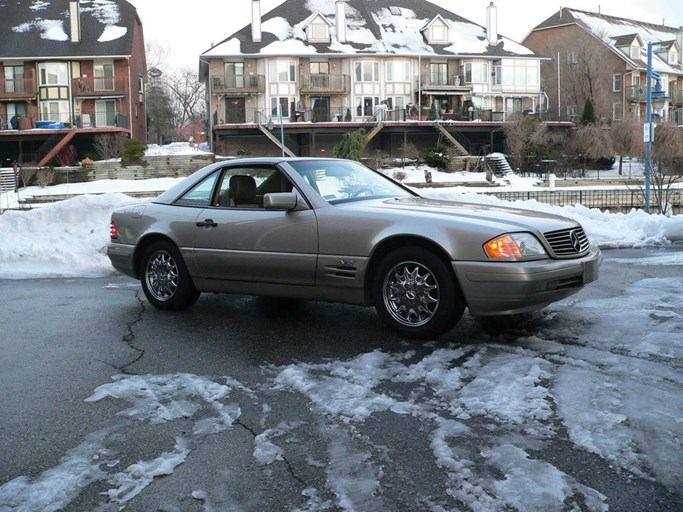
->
[364,236,461,305]
[132,234,177,279]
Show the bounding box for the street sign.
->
[643,122,655,143]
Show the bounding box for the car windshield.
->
[286,159,414,204]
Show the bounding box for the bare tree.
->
[545,28,615,121]
[93,134,127,159]
[145,39,170,73]
[648,122,683,215]
[503,115,537,169]
[610,119,641,175]
[164,67,206,138]
[569,124,614,174]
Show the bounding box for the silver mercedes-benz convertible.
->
[108,157,601,338]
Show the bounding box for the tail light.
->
[110,220,118,240]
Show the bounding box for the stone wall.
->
[48,154,216,185]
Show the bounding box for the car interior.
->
[215,168,294,208]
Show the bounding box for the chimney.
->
[251,0,262,43]
[69,0,81,43]
[486,2,498,46]
[336,0,347,43]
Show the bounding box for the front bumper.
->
[453,246,602,316]
[107,242,137,278]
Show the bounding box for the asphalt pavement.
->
[1,248,682,512]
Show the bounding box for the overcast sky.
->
[127,0,683,71]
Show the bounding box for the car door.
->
[190,166,318,286]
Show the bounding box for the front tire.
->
[140,241,199,310]
[373,247,464,339]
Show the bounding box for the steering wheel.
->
[351,187,374,198]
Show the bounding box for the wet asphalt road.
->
[0,247,682,511]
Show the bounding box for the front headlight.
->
[484,233,547,260]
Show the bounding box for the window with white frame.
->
[356,96,380,117]
[96,99,117,126]
[310,62,329,75]
[94,62,114,91]
[269,60,296,82]
[613,73,622,92]
[670,51,678,64]
[493,61,502,86]
[567,52,578,65]
[497,59,538,88]
[385,96,407,111]
[429,21,448,44]
[630,45,640,60]
[613,102,623,121]
[354,61,380,82]
[39,62,68,85]
[386,61,410,82]
[307,20,330,42]
[567,105,578,122]
[4,65,25,93]
[270,96,295,118]
[464,62,489,84]
[430,63,448,85]
[41,100,70,122]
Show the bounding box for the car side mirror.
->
[263,192,300,211]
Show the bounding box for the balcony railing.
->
[17,111,129,129]
[72,77,129,96]
[671,89,683,106]
[211,75,265,95]
[0,78,37,99]
[299,74,350,94]
[625,85,647,102]
[419,73,467,89]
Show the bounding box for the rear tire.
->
[372,247,464,339]
[140,241,199,310]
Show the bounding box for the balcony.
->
[299,74,350,94]
[72,77,129,97]
[671,89,683,106]
[211,75,265,95]
[419,73,470,94]
[0,78,37,100]
[625,85,647,102]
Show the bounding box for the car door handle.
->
[196,219,218,228]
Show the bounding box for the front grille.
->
[543,227,590,257]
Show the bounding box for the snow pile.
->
[0,193,139,279]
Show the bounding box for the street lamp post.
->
[267,104,286,157]
[645,42,654,213]
[644,41,670,214]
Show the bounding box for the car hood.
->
[340,196,580,234]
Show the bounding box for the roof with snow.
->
[201,0,538,60]
[0,0,140,59]
[530,8,683,74]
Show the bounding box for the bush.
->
[56,145,78,167]
[333,128,368,161]
[93,134,126,160]
[121,138,147,161]
[594,157,616,170]
[36,168,55,188]
[424,145,451,170]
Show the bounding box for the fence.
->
[480,188,681,215]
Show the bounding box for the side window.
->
[174,172,219,206]
[214,166,294,208]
